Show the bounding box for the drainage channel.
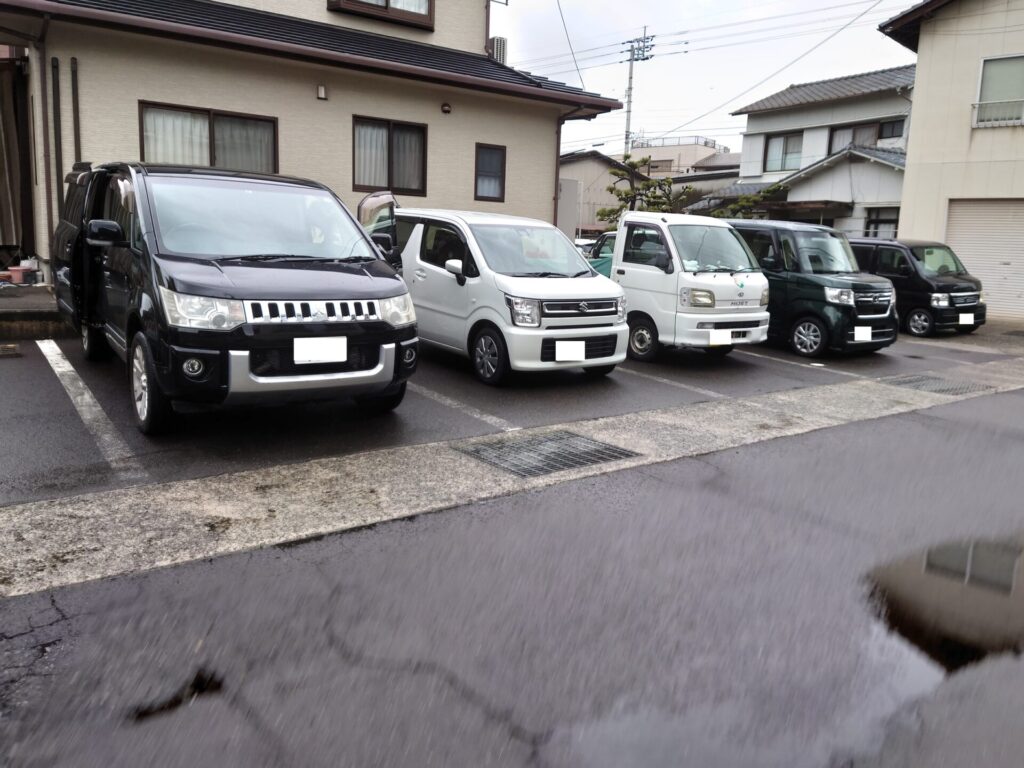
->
[880,373,994,398]
[456,430,640,478]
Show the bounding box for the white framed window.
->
[141,102,277,174]
[764,133,802,172]
[974,55,1024,127]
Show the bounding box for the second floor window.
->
[976,55,1024,126]
[353,117,427,196]
[329,0,433,29]
[829,119,904,153]
[764,133,802,172]
[141,103,277,174]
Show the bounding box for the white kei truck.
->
[609,212,771,360]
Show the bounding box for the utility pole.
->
[623,26,654,157]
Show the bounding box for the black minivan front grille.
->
[540,335,617,362]
[250,343,380,377]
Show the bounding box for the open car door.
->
[357,191,401,270]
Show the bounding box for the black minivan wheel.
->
[790,317,828,358]
[472,327,510,385]
[905,308,934,337]
[627,316,659,362]
[129,332,174,435]
[81,323,111,361]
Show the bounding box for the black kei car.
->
[848,238,985,337]
[730,220,899,357]
[52,163,419,434]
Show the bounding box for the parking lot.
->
[2,328,1018,509]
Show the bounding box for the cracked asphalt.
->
[4,384,1024,767]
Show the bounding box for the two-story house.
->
[0,0,618,279]
[693,65,915,237]
[881,0,1024,319]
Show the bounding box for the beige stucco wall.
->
[558,156,623,231]
[898,0,1024,239]
[218,0,488,53]
[30,22,563,265]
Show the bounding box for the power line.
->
[554,0,585,88]
[654,0,887,139]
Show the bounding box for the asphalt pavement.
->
[3,325,1024,767]
[3,388,1024,767]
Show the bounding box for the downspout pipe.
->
[70,56,80,162]
[51,55,62,220]
[33,16,52,260]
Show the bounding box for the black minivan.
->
[730,220,899,357]
[53,163,418,433]
[848,238,985,337]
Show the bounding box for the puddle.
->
[870,535,1024,671]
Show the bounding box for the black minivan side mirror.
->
[897,262,914,276]
[370,232,393,253]
[85,219,126,248]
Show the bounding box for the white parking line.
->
[901,338,1006,357]
[406,382,520,432]
[616,366,725,399]
[733,348,866,379]
[36,340,147,478]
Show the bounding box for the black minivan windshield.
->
[149,176,377,261]
[790,231,859,274]
[910,245,967,276]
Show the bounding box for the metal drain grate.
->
[457,430,639,477]
[883,374,992,397]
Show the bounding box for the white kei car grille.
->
[243,299,380,324]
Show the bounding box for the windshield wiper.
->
[569,269,593,277]
[510,271,570,278]
[223,254,317,262]
[692,266,733,275]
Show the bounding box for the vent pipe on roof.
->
[488,37,507,65]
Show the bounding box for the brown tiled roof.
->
[2,0,620,112]
[732,65,916,115]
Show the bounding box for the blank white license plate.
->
[709,329,732,346]
[959,313,975,326]
[854,326,872,342]
[555,340,586,362]
[294,336,347,364]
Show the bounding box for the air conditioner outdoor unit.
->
[489,36,508,65]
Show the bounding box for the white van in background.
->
[393,209,628,385]
[610,212,770,360]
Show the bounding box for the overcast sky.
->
[490,0,917,156]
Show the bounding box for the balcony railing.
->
[973,100,1024,127]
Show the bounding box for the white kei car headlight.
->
[760,287,770,306]
[506,296,541,327]
[159,287,245,331]
[616,296,627,323]
[380,292,417,328]
[931,293,950,308]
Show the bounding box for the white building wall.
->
[787,162,904,205]
[32,22,563,267]
[559,156,625,232]
[739,92,911,181]
[898,0,1024,239]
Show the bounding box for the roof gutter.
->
[0,0,621,114]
